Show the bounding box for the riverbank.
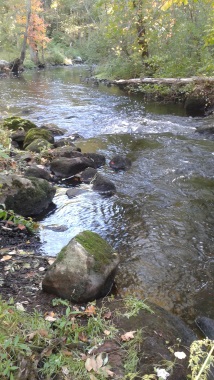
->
[111,76,214,117]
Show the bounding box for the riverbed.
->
[1,66,214,321]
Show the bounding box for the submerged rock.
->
[92,173,116,195]
[42,230,119,303]
[80,167,97,183]
[195,125,214,134]
[109,155,132,171]
[0,174,56,216]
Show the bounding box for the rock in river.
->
[0,174,56,216]
[42,230,119,303]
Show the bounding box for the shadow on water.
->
[1,66,214,322]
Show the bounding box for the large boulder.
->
[0,174,56,216]
[50,156,95,178]
[42,230,119,303]
[23,128,54,149]
[3,116,37,132]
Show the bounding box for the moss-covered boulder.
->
[25,138,54,153]
[3,116,37,132]
[42,230,119,302]
[0,174,56,216]
[23,128,54,149]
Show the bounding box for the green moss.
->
[55,245,67,263]
[75,230,114,270]
[23,128,54,148]
[5,177,56,216]
[25,138,53,152]
[3,116,37,132]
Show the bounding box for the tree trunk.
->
[29,46,39,65]
[133,0,149,58]
[20,0,31,64]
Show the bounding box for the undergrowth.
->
[0,295,213,379]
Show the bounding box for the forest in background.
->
[0,0,214,79]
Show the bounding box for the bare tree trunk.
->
[20,0,31,64]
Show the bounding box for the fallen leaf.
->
[104,330,111,336]
[103,311,112,320]
[100,365,114,377]
[79,332,88,342]
[44,311,57,322]
[38,267,46,272]
[27,331,38,341]
[17,224,26,231]
[15,302,26,312]
[0,255,12,262]
[85,357,93,372]
[41,346,53,357]
[62,366,69,375]
[89,375,98,380]
[47,258,55,265]
[85,304,96,316]
[96,353,103,370]
[121,331,136,341]
[7,250,16,255]
[38,329,49,337]
[45,316,57,322]
[80,353,87,361]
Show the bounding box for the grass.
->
[0,296,148,380]
[0,295,213,379]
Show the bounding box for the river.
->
[1,66,214,322]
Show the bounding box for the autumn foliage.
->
[16,0,50,60]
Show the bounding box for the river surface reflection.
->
[1,67,214,321]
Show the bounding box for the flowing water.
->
[1,67,214,321]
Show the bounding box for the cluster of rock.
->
[2,116,133,215]
[1,116,133,303]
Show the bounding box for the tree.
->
[16,0,49,64]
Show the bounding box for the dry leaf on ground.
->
[121,331,137,341]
